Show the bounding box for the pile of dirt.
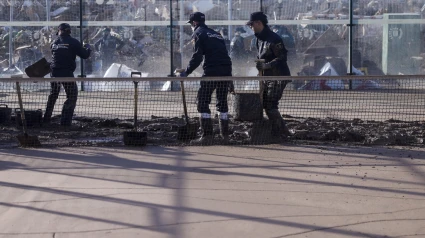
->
[285,117,423,146]
[0,115,423,147]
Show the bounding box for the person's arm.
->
[116,36,125,51]
[94,38,101,52]
[264,39,288,68]
[184,32,204,75]
[75,40,91,59]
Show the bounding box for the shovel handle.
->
[131,72,142,78]
[256,59,265,106]
[16,82,28,135]
[131,72,141,86]
[131,72,141,130]
[180,81,190,124]
[134,81,139,130]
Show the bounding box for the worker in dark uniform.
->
[230,26,246,76]
[220,27,231,52]
[176,12,232,145]
[247,12,291,140]
[94,27,124,75]
[230,27,246,60]
[44,23,91,126]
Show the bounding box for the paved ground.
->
[1,145,425,238]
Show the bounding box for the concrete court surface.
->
[0,145,425,238]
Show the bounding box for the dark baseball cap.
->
[246,12,268,25]
[58,23,71,31]
[57,23,71,35]
[187,12,205,24]
[235,27,246,33]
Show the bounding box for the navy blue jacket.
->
[185,24,232,75]
[50,34,91,73]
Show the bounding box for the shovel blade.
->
[123,131,147,146]
[16,134,41,147]
[177,123,198,141]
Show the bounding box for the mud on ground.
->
[0,115,424,147]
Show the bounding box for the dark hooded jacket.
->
[254,26,290,77]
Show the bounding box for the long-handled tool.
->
[24,57,51,78]
[123,72,147,146]
[15,82,41,147]
[255,59,265,106]
[175,69,198,141]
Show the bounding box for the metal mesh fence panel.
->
[1,1,425,79]
[1,75,425,147]
[1,0,425,148]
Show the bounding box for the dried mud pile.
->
[0,115,424,147]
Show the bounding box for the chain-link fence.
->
[1,75,424,147]
[1,1,425,147]
[1,0,424,78]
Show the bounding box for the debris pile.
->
[0,115,424,147]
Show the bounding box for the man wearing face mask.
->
[176,12,232,145]
[247,12,292,141]
[94,27,124,75]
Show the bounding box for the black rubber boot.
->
[266,109,291,139]
[219,119,229,143]
[191,118,214,145]
[43,108,53,124]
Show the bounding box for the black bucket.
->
[0,104,12,124]
[177,123,199,141]
[15,108,43,127]
[232,93,263,121]
[123,131,148,146]
[248,120,273,143]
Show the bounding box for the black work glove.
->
[256,61,271,71]
[228,81,235,94]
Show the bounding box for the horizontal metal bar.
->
[2,75,423,83]
[0,18,423,27]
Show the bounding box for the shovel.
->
[174,69,198,141]
[24,57,51,78]
[15,82,41,147]
[255,59,265,106]
[123,72,147,146]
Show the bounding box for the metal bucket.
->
[0,104,12,124]
[232,93,263,121]
[15,108,42,127]
[177,122,199,141]
[123,131,147,146]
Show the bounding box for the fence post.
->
[8,0,13,68]
[168,0,179,91]
[347,0,354,90]
[78,0,86,91]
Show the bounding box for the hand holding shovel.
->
[174,69,198,140]
[255,59,265,105]
[174,68,187,77]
